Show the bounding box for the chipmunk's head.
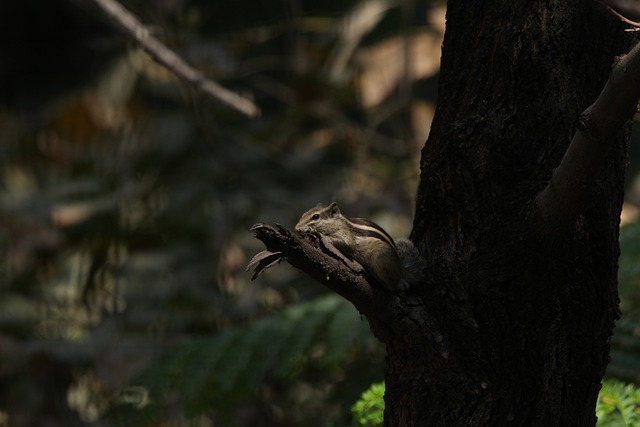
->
[295,202,344,235]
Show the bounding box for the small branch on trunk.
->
[88,0,260,118]
[247,224,448,346]
[533,39,640,236]
[597,0,640,29]
[605,5,640,30]
[248,223,377,315]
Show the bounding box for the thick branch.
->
[89,0,260,118]
[248,224,454,348]
[249,223,377,315]
[534,39,640,234]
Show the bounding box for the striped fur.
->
[295,201,406,290]
[346,217,397,250]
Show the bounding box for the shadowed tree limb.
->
[248,223,452,350]
[248,223,378,315]
[248,223,451,352]
[534,40,640,236]
[88,0,260,118]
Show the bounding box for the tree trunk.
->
[384,1,631,425]
[249,1,640,425]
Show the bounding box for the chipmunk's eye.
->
[311,214,320,220]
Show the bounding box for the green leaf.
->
[597,379,640,427]
[351,382,385,427]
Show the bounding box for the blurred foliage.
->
[609,219,640,383]
[0,0,444,425]
[113,294,378,425]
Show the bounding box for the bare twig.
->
[597,0,640,30]
[606,5,640,30]
[89,0,260,118]
[609,7,640,28]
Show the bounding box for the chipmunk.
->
[294,202,422,291]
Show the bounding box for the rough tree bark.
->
[403,1,634,425]
[250,1,640,426]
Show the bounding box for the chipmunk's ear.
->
[328,202,340,216]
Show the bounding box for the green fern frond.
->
[596,379,640,426]
[123,294,370,422]
[275,294,342,377]
[324,299,364,368]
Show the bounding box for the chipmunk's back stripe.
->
[347,217,397,249]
